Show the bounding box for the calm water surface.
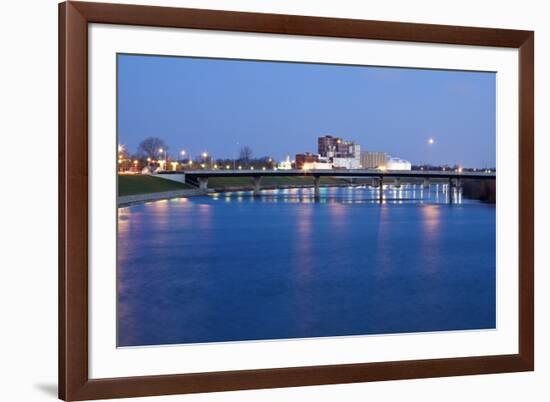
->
[117,185,496,347]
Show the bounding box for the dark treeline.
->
[461,179,496,203]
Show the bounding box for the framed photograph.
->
[59,1,534,400]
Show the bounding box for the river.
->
[117,185,496,347]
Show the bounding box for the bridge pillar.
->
[448,178,455,204]
[423,178,430,189]
[379,176,384,203]
[313,176,320,199]
[198,177,208,191]
[394,177,401,189]
[253,176,262,196]
[371,178,379,188]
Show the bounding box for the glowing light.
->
[213,164,218,169]
[225,165,230,169]
[133,160,138,164]
[250,166,254,170]
[158,148,164,153]
[180,150,186,156]
[238,165,242,170]
[262,167,266,171]
[118,144,124,152]
[202,152,208,158]
[428,138,435,145]
[146,157,151,162]
[188,160,193,165]
[458,167,463,173]
[201,163,205,168]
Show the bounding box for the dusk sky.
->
[118,54,496,167]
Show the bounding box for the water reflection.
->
[211,184,463,205]
[117,186,495,347]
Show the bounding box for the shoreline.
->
[118,184,331,206]
[118,188,207,207]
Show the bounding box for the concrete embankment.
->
[118,189,207,206]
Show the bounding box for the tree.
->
[138,137,168,160]
[239,146,253,162]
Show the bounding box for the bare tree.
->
[138,137,168,159]
[239,146,253,162]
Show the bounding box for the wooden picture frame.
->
[59,1,534,400]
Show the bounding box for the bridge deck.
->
[161,169,495,180]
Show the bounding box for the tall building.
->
[360,151,387,169]
[318,135,340,157]
[318,135,359,158]
[318,135,361,169]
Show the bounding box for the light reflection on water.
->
[117,185,496,347]
[211,183,464,205]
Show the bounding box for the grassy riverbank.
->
[118,175,193,196]
[118,175,347,196]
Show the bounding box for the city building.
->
[295,152,319,169]
[332,157,361,169]
[318,135,361,169]
[386,157,412,170]
[302,156,333,170]
[360,151,387,169]
[278,156,293,170]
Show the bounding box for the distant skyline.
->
[118,54,496,167]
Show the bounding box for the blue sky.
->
[118,54,496,167]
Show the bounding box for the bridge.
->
[157,169,496,204]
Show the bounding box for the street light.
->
[202,152,209,168]
[117,145,125,172]
[234,141,240,170]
